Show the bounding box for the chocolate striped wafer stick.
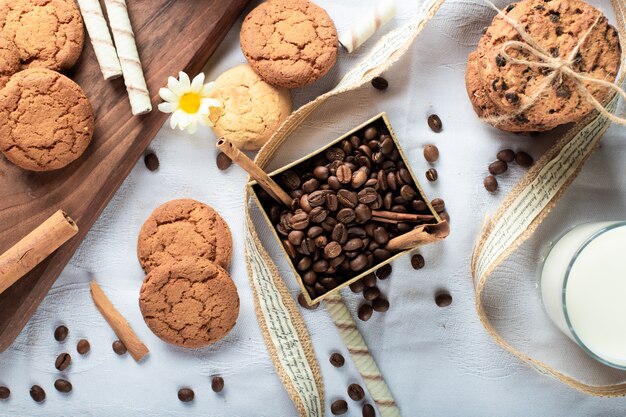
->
[325,293,401,417]
[339,0,396,53]
[103,0,152,115]
[76,0,122,80]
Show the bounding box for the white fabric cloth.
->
[1,0,626,415]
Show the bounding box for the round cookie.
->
[240,0,338,89]
[137,199,233,273]
[0,0,84,71]
[209,64,292,151]
[477,0,621,130]
[0,68,94,171]
[139,257,240,348]
[0,35,19,88]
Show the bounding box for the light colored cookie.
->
[0,35,19,88]
[139,257,240,348]
[209,64,292,151]
[240,0,338,89]
[137,199,233,273]
[0,0,84,71]
[0,68,94,171]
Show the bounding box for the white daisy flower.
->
[157,71,221,134]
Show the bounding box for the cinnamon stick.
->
[0,210,78,295]
[90,281,149,362]
[371,210,435,223]
[385,221,450,252]
[217,138,293,207]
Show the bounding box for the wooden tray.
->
[0,0,249,352]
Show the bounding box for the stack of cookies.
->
[136,199,240,348]
[465,0,621,133]
[0,0,94,171]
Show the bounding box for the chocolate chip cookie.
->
[240,0,338,89]
[139,257,240,348]
[0,68,94,171]
[137,199,233,273]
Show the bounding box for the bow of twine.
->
[482,0,626,126]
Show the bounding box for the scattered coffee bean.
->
[358,304,373,321]
[427,114,442,132]
[484,175,498,192]
[372,297,390,312]
[54,379,72,393]
[363,273,377,287]
[423,144,439,162]
[54,325,68,342]
[364,287,381,301]
[371,76,389,90]
[329,352,345,368]
[349,279,365,293]
[488,160,508,175]
[411,254,425,270]
[515,151,533,167]
[30,385,45,403]
[348,383,365,401]
[216,152,232,170]
[425,168,438,182]
[376,264,391,280]
[144,152,159,171]
[363,404,376,417]
[298,293,318,310]
[55,352,71,371]
[112,340,127,355]
[178,388,194,402]
[430,198,445,213]
[435,292,453,307]
[212,376,224,393]
[331,399,349,415]
[497,149,515,163]
[0,386,9,400]
[77,339,91,355]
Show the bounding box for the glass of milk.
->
[540,221,626,369]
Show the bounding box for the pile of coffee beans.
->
[255,122,439,302]
[484,148,534,192]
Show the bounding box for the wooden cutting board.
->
[0,0,249,352]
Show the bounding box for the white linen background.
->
[1,0,626,415]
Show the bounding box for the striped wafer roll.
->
[339,0,396,53]
[325,293,402,417]
[103,0,152,115]
[76,0,122,80]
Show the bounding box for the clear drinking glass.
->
[540,221,626,370]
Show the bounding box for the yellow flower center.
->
[179,93,201,113]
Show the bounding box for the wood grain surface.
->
[0,0,249,352]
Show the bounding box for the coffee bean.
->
[497,149,515,163]
[411,254,425,270]
[412,199,427,212]
[331,399,349,415]
[0,386,10,400]
[324,241,343,259]
[398,168,413,185]
[427,114,442,132]
[423,144,439,162]
[302,178,320,194]
[300,238,317,255]
[351,170,368,189]
[357,187,377,204]
[54,379,72,393]
[363,273,377,287]
[350,254,369,272]
[283,240,297,258]
[312,259,329,273]
[358,144,373,159]
[373,227,388,245]
[386,171,397,191]
[330,352,345,367]
[373,297,390,312]
[373,248,391,261]
[484,175,498,192]
[440,210,451,223]
[55,352,71,371]
[364,126,378,141]
[212,376,225,393]
[297,292,318,309]
[348,383,365,401]
[77,339,90,355]
[309,207,328,223]
[376,264,392,280]
[178,388,194,402]
[430,198,445,213]
[30,385,45,403]
[363,404,376,417]
[326,147,345,162]
[488,160,507,175]
[515,151,533,167]
[337,208,356,224]
[358,304,373,321]
[302,270,318,286]
[308,190,327,208]
[321,277,338,290]
[354,204,372,223]
[337,189,358,208]
[364,287,380,301]
[313,166,330,181]
[328,176,341,191]
[426,168,438,182]
[282,170,301,190]
[290,211,310,230]
[288,230,305,246]
[343,238,365,252]
[216,152,232,170]
[400,185,416,201]
[349,279,365,293]
[54,325,68,342]
[144,152,160,171]
[112,340,127,355]
[371,76,389,90]
[336,165,352,184]
[435,292,453,307]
